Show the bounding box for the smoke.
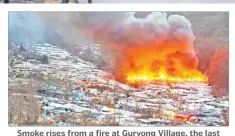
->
[9,12,46,44]
[75,12,201,81]
[208,47,229,96]
[8,12,88,46]
[9,12,195,48]
[79,12,195,46]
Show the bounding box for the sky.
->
[90,0,235,3]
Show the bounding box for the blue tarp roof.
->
[71,93,90,101]
[48,85,57,91]
[72,93,83,98]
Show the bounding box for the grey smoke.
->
[9,12,88,46]
[8,12,195,48]
[9,12,46,44]
[77,12,195,47]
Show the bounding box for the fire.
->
[78,12,209,84]
[113,41,208,84]
[125,60,208,83]
[126,70,208,83]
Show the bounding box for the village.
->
[8,43,229,126]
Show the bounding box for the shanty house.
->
[174,111,196,121]
[71,93,91,102]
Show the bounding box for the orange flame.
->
[126,69,208,83]
[78,12,208,84]
[112,40,208,84]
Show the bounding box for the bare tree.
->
[8,84,41,125]
[222,109,229,126]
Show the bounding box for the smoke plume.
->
[8,12,88,46]
[76,12,204,82]
[9,12,46,44]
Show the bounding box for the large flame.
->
[113,41,208,84]
[76,12,209,84]
[126,70,208,83]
